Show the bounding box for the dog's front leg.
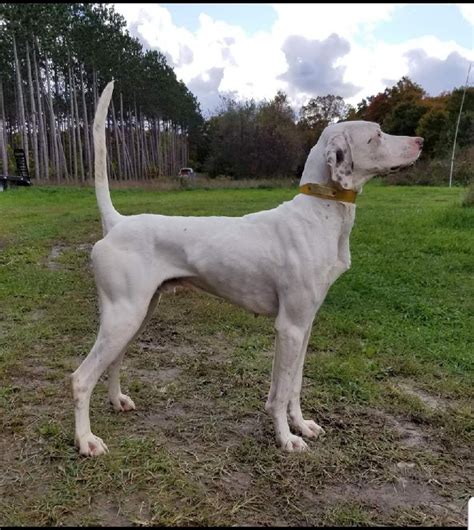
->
[287,322,325,439]
[265,317,312,452]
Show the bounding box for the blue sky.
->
[161,3,278,35]
[114,3,474,115]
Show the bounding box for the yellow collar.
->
[299,183,357,204]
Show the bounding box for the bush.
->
[382,146,473,187]
[463,183,474,207]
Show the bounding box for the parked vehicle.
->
[178,167,195,177]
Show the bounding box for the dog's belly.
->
[191,275,279,316]
[160,277,278,316]
[160,274,279,317]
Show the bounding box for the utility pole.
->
[449,63,472,188]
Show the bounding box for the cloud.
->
[456,3,474,25]
[271,3,401,42]
[187,67,232,116]
[279,34,360,98]
[341,35,473,106]
[113,3,474,114]
[405,50,472,95]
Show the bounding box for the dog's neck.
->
[299,141,332,187]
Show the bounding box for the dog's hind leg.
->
[107,291,161,412]
[71,242,162,457]
[71,295,152,456]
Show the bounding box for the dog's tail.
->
[93,80,122,235]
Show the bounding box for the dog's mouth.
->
[386,159,417,174]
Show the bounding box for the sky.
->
[113,3,474,116]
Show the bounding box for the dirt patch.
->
[397,381,449,411]
[46,243,92,270]
[311,477,464,524]
[220,470,254,496]
[134,366,182,386]
[47,244,66,270]
[369,409,435,449]
[28,309,47,322]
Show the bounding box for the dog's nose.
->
[415,137,424,148]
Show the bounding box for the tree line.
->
[0,3,471,186]
[0,3,203,183]
[200,77,473,185]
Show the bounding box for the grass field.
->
[0,182,472,526]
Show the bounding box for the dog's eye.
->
[377,131,382,137]
[336,149,344,164]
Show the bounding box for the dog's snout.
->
[415,137,424,149]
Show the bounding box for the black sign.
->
[14,148,30,178]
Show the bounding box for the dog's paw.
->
[76,433,109,457]
[282,434,308,452]
[296,419,326,439]
[110,393,136,412]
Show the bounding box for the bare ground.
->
[2,309,471,526]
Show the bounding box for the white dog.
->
[71,81,423,456]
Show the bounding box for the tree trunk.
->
[106,113,113,179]
[33,41,48,180]
[129,106,136,179]
[69,66,78,181]
[72,72,84,182]
[40,39,60,180]
[92,68,98,116]
[120,92,128,180]
[13,35,29,157]
[25,41,39,180]
[80,64,92,180]
[0,79,8,176]
[111,99,122,179]
[141,113,149,178]
[66,89,73,179]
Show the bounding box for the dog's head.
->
[323,121,423,193]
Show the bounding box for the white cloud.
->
[271,3,401,42]
[456,3,474,25]
[342,35,474,105]
[113,3,474,114]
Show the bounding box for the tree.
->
[299,94,348,130]
[416,108,449,157]
[0,2,204,181]
[383,100,428,136]
[357,77,425,127]
[255,92,302,178]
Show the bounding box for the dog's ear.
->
[326,133,354,190]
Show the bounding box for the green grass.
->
[0,181,472,526]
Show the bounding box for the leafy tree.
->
[383,100,428,136]
[416,108,450,157]
[299,94,348,130]
[255,92,302,177]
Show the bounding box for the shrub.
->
[382,146,473,187]
[462,183,474,207]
